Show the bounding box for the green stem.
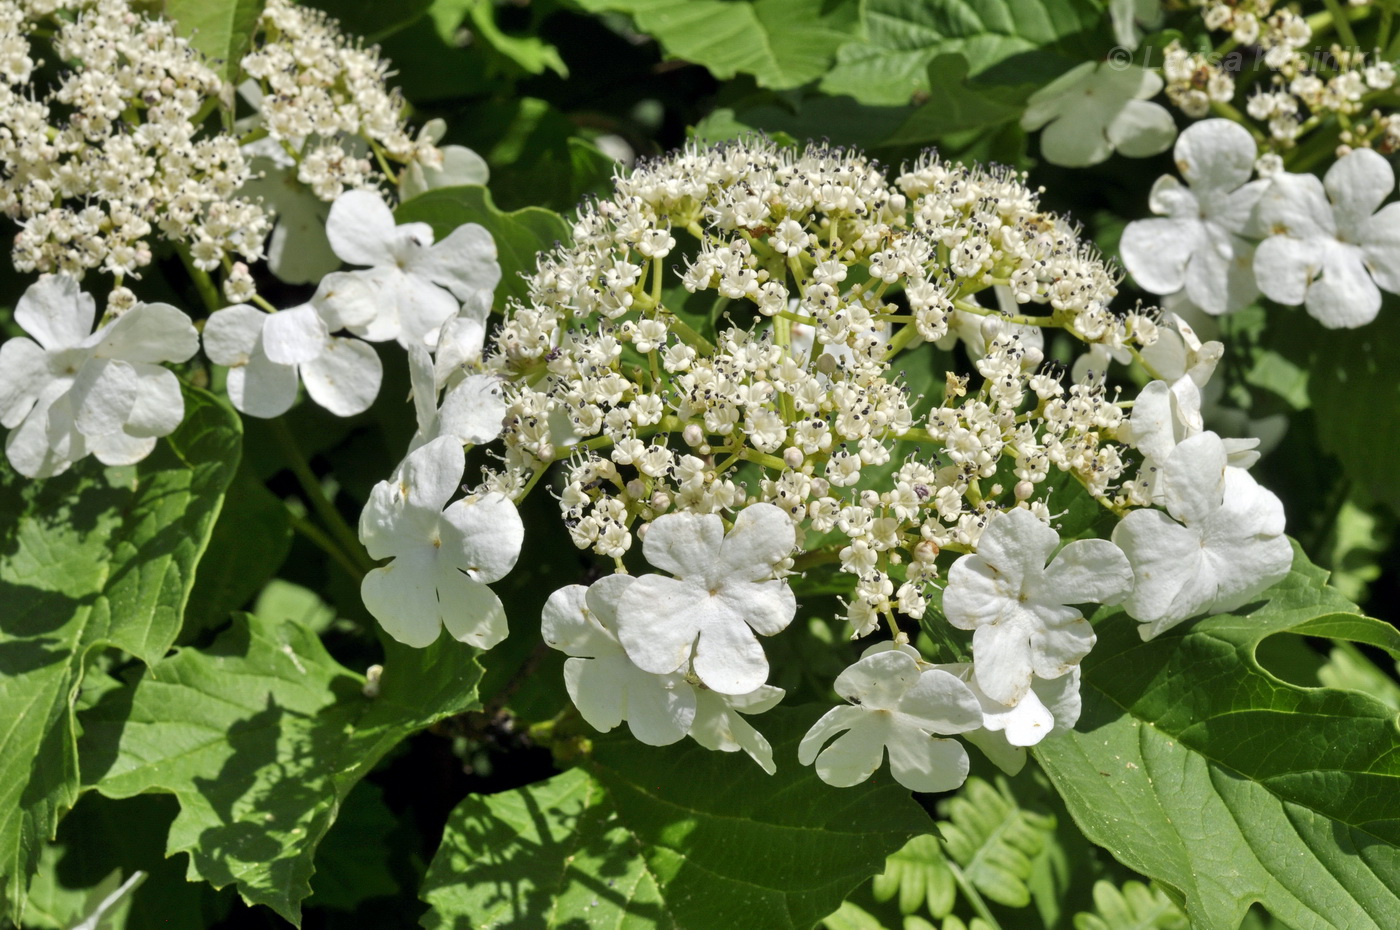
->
[287,508,365,582]
[1322,0,1360,47]
[270,418,376,575]
[947,861,1005,930]
[177,248,223,313]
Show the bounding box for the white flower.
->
[943,663,1082,775]
[0,275,198,478]
[798,648,982,792]
[541,575,696,746]
[1110,0,1165,50]
[1120,120,1267,315]
[400,120,490,199]
[321,189,501,348]
[203,303,382,418]
[615,502,796,695]
[1253,148,1400,328]
[407,345,506,451]
[943,507,1133,706]
[238,137,340,286]
[358,436,523,648]
[1020,63,1176,167]
[1112,431,1292,639]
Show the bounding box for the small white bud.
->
[783,447,804,469]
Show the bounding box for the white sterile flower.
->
[688,684,786,774]
[321,189,502,348]
[1,275,198,478]
[401,126,490,200]
[798,648,982,792]
[1021,62,1176,167]
[1120,120,1267,315]
[1112,431,1291,639]
[541,575,696,746]
[238,137,340,286]
[615,502,796,695]
[407,344,505,451]
[939,663,1082,775]
[203,303,382,418]
[359,436,523,648]
[1110,0,1164,50]
[1253,149,1400,328]
[943,507,1133,706]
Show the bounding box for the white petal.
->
[897,669,983,734]
[615,574,702,675]
[584,573,637,636]
[834,650,921,710]
[1020,62,1095,130]
[1184,227,1257,315]
[885,732,970,793]
[15,275,95,351]
[0,338,51,428]
[393,273,461,349]
[1307,242,1381,329]
[717,503,796,582]
[1324,148,1394,234]
[1163,432,1228,525]
[1256,173,1334,239]
[1039,109,1113,168]
[301,336,382,416]
[1361,202,1400,294]
[641,511,725,580]
[438,374,506,445]
[438,571,508,649]
[1121,217,1201,295]
[564,655,626,733]
[227,350,299,419]
[203,305,265,365]
[314,270,386,332]
[1253,235,1320,307]
[439,492,523,584]
[326,189,397,267]
[688,690,777,773]
[693,611,769,695]
[542,584,615,658]
[412,223,501,303]
[433,314,488,385]
[1113,508,1214,632]
[96,303,199,364]
[88,430,157,466]
[1037,539,1133,606]
[69,358,138,437]
[1028,608,1096,681]
[398,435,467,516]
[1174,119,1256,195]
[621,668,695,746]
[719,578,795,638]
[1107,99,1176,158]
[362,550,443,647]
[6,387,78,477]
[262,304,329,366]
[807,714,889,787]
[971,617,1035,706]
[124,364,185,438]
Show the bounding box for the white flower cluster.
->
[1168,0,1399,150]
[0,0,267,278]
[341,139,1293,794]
[0,0,447,298]
[1122,118,1400,327]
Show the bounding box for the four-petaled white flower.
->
[1120,119,1267,315]
[1112,431,1292,639]
[321,189,501,348]
[0,275,198,477]
[359,436,523,648]
[542,575,696,746]
[1253,148,1400,328]
[1021,62,1176,167]
[943,507,1133,706]
[615,502,796,695]
[203,302,383,418]
[799,647,983,792]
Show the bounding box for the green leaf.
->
[870,834,956,918]
[1311,308,1400,516]
[936,776,1055,909]
[421,707,928,929]
[396,185,569,308]
[164,0,266,85]
[467,0,568,77]
[0,388,240,916]
[78,611,484,925]
[182,461,292,639]
[573,0,861,89]
[881,55,1028,146]
[821,0,1101,106]
[305,782,400,910]
[1035,544,1400,930]
[1073,880,1188,930]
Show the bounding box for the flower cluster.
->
[1167,0,1399,151]
[1122,118,1400,327]
[344,138,1293,794]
